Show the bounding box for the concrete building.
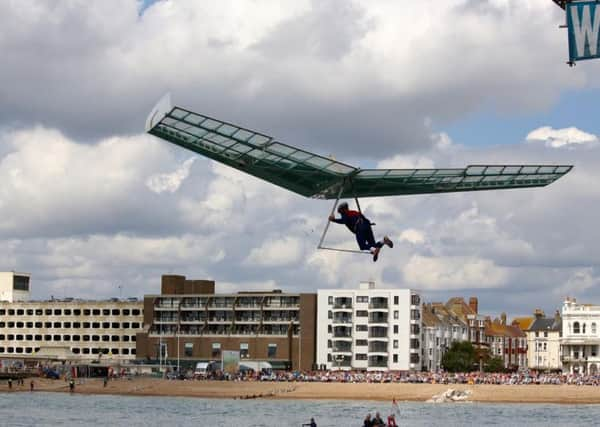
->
[527,309,562,371]
[561,297,600,374]
[136,275,317,371]
[0,272,31,302]
[316,282,421,371]
[421,303,469,372]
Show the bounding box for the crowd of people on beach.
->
[197,369,600,386]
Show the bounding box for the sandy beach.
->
[6,378,600,404]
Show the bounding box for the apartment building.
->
[135,275,317,371]
[485,314,527,370]
[316,282,421,371]
[527,310,562,371]
[421,303,469,372]
[561,297,600,374]
[0,272,143,361]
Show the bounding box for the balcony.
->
[332,316,353,325]
[333,326,352,339]
[368,342,388,353]
[368,356,388,368]
[332,343,352,353]
[369,298,388,310]
[368,314,388,324]
[368,327,388,339]
[333,298,353,310]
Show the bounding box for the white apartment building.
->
[561,297,600,374]
[526,311,562,371]
[316,282,421,371]
[0,272,144,362]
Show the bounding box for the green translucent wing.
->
[146,95,572,199]
[339,165,573,199]
[146,94,356,198]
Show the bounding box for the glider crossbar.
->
[317,180,370,255]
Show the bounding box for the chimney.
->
[501,312,507,325]
[554,309,561,323]
[469,297,478,314]
[534,308,545,319]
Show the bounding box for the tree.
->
[484,356,505,373]
[441,341,477,372]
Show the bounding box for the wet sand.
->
[7,378,600,404]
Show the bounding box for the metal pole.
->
[317,184,345,249]
[298,326,302,371]
[177,324,180,374]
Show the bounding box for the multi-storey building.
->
[0,272,31,302]
[0,272,144,361]
[484,314,527,370]
[316,282,421,371]
[561,297,600,374]
[527,309,562,371]
[421,303,469,372]
[136,275,317,371]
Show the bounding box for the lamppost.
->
[298,326,302,372]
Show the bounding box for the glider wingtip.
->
[145,92,172,132]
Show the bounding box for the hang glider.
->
[145,94,572,200]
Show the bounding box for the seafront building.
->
[136,275,317,371]
[316,282,422,371]
[526,309,562,371]
[421,303,469,372]
[0,272,144,362]
[561,297,600,374]
[484,314,527,370]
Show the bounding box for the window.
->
[410,339,420,349]
[240,343,248,359]
[328,311,332,319]
[394,311,399,319]
[64,309,71,315]
[102,322,110,329]
[327,325,332,333]
[83,322,91,328]
[410,324,420,334]
[63,322,71,328]
[82,348,90,354]
[112,323,119,328]
[327,340,332,348]
[36,309,43,316]
[7,322,14,328]
[111,336,119,342]
[593,323,597,335]
[411,295,420,305]
[583,323,587,334]
[394,296,399,305]
[410,353,420,364]
[72,348,80,354]
[355,339,368,346]
[102,335,110,342]
[73,322,81,328]
[356,296,368,303]
[92,309,100,316]
[8,309,15,315]
[73,309,81,316]
[122,348,130,355]
[53,322,61,328]
[131,323,140,329]
[54,309,61,316]
[393,340,398,349]
[53,335,61,341]
[355,354,367,360]
[393,354,398,363]
[103,309,110,316]
[410,310,420,320]
[212,342,221,358]
[72,335,80,341]
[328,296,333,305]
[267,343,277,358]
[356,310,368,317]
[184,342,193,357]
[83,309,91,315]
[112,309,120,316]
[356,325,368,332]
[122,322,130,328]
[574,322,581,334]
[83,335,90,341]
[394,325,399,334]
[16,309,24,316]
[63,335,71,341]
[25,334,32,340]
[26,322,33,328]
[35,322,42,328]
[123,336,130,342]
[26,309,33,315]
[123,309,130,315]
[92,322,100,329]
[132,309,141,316]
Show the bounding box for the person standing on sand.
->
[7,378,12,390]
[30,380,34,392]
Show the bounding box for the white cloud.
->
[526,126,598,148]
[554,268,600,298]
[244,236,305,267]
[403,255,508,290]
[146,157,195,193]
[399,229,425,245]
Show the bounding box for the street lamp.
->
[298,326,302,372]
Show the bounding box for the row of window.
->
[328,295,421,305]
[0,321,141,329]
[0,308,141,316]
[328,339,403,349]
[160,342,278,359]
[0,334,137,342]
[328,310,402,319]
[569,322,597,335]
[328,325,406,334]
[0,347,136,355]
[326,353,420,364]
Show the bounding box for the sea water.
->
[0,392,599,426]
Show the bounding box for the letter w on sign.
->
[567,1,600,63]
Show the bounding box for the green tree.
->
[484,356,505,373]
[441,341,477,372]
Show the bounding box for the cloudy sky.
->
[1,0,599,319]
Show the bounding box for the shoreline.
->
[6,378,600,404]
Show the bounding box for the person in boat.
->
[328,202,393,262]
[372,412,385,426]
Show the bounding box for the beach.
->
[8,378,600,404]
